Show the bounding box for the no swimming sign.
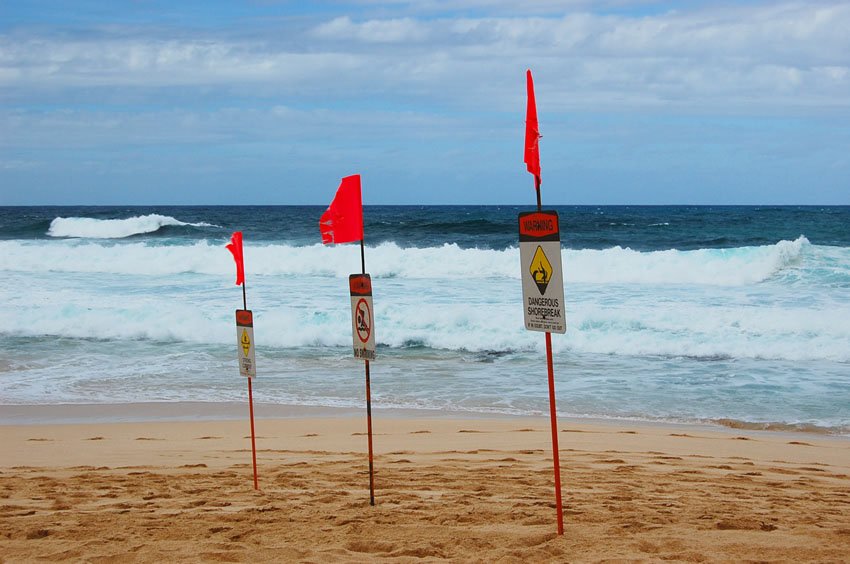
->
[519,211,566,334]
[349,274,376,361]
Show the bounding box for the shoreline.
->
[2,401,848,439]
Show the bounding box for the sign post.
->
[235,308,259,490]
[320,174,378,505]
[521,69,565,535]
[518,210,566,535]
[350,271,376,505]
[226,231,259,491]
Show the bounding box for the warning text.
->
[527,296,561,319]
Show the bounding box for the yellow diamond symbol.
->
[529,245,552,295]
[241,329,251,356]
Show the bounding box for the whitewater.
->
[1,206,848,433]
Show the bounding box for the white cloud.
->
[0,2,848,113]
[313,16,429,42]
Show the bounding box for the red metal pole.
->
[535,180,542,210]
[248,377,259,490]
[359,239,375,505]
[545,331,564,534]
[365,359,375,505]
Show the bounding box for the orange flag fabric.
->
[320,174,364,245]
[524,69,541,188]
[225,231,245,286]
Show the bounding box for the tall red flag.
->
[225,231,245,286]
[524,69,541,188]
[320,174,363,245]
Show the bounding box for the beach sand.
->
[2,413,849,562]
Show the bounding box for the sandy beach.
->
[2,411,849,562]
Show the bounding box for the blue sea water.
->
[1,205,848,433]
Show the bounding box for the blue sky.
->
[1,1,848,205]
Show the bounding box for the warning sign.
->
[349,274,376,361]
[519,211,566,333]
[235,309,256,378]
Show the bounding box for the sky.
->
[1,0,848,205]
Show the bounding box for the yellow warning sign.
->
[241,329,251,356]
[529,245,552,295]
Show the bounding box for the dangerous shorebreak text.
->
[527,296,560,319]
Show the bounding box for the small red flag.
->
[225,231,245,286]
[320,174,364,245]
[524,69,541,188]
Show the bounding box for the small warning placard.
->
[235,309,257,378]
[519,211,566,334]
[349,274,376,361]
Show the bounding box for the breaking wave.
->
[47,214,218,239]
[0,236,813,286]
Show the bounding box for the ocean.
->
[1,205,848,433]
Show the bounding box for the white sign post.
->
[349,274,376,361]
[519,210,566,334]
[236,309,256,378]
[350,271,377,505]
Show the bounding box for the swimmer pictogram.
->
[355,298,371,343]
[529,245,552,295]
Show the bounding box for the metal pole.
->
[537,176,564,535]
[248,376,259,490]
[360,237,375,504]
[243,276,257,491]
[546,332,564,534]
[536,180,542,211]
[365,359,375,505]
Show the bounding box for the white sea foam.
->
[565,236,809,285]
[47,214,217,238]
[0,236,814,286]
[2,235,848,363]
[3,270,849,363]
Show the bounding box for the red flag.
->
[524,69,541,188]
[320,174,363,245]
[225,231,245,286]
